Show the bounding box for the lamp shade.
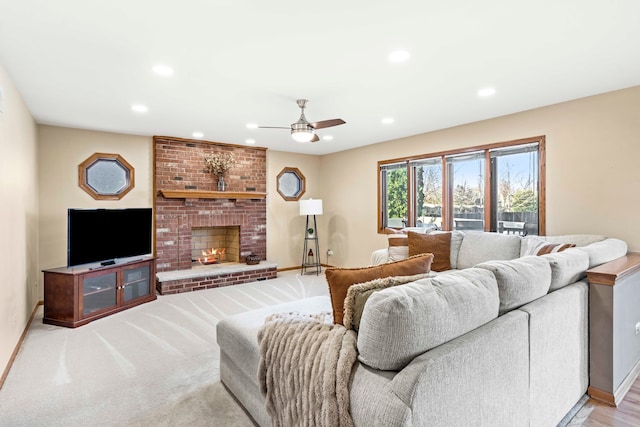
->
[299,199,323,216]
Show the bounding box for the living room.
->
[2,1,640,425]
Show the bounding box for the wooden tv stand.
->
[43,257,157,328]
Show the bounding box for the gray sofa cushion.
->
[476,256,552,315]
[518,281,589,427]
[216,296,332,385]
[520,236,548,257]
[343,273,433,331]
[456,232,522,270]
[543,234,606,247]
[449,230,465,269]
[541,248,589,291]
[357,268,499,371]
[574,238,627,268]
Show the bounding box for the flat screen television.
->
[67,208,153,267]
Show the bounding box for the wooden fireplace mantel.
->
[158,190,267,200]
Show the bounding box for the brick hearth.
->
[156,262,277,295]
[154,136,271,294]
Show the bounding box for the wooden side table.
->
[587,252,640,406]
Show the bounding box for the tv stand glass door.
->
[81,271,117,316]
[122,263,152,303]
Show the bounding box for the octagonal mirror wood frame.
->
[276,167,306,201]
[78,152,135,200]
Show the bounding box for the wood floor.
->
[569,375,640,426]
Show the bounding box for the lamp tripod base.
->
[301,214,321,275]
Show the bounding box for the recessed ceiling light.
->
[478,87,496,97]
[153,64,174,76]
[323,135,334,141]
[246,123,258,129]
[131,104,148,113]
[388,50,410,62]
[245,139,256,144]
[382,117,395,124]
[192,132,204,138]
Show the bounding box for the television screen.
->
[67,208,153,267]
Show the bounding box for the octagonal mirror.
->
[277,167,305,201]
[79,153,135,200]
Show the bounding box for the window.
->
[378,136,545,235]
[448,152,485,231]
[490,143,540,235]
[411,158,443,229]
[380,163,408,228]
[276,167,306,201]
[78,153,135,200]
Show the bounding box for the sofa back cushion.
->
[574,238,628,268]
[456,232,522,270]
[357,268,499,371]
[520,235,577,257]
[325,254,434,325]
[541,249,589,291]
[475,256,551,315]
[543,234,606,247]
[522,234,627,268]
[449,230,465,269]
[343,273,433,331]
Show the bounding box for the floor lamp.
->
[299,199,322,275]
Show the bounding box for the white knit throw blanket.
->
[257,312,358,427]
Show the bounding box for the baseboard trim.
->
[277,264,334,273]
[277,266,301,272]
[0,301,42,390]
[588,357,640,406]
[587,386,615,406]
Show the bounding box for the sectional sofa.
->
[217,231,627,426]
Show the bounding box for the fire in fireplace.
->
[191,226,240,266]
[198,247,226,265]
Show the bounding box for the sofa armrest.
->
[578,238,628,268]
[388,310,530,426]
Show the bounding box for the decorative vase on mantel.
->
[217,175,226,191]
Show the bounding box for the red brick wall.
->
[154,137,267,272]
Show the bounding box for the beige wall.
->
[266,151,323,268]
[37,126,153,283]
[0,64,38,375]
[321,86,640,267]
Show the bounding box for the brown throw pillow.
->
[536,243,576,255]
[408,231,452,272]
[325,253,434,325]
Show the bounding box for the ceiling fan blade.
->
[310,134,320,143]
[311,118,346,129]
[257,126,290,129]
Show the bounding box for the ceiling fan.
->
[258,99,346,143]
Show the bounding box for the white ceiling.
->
[1,0,639,155]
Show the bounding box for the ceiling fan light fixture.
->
[291,123,315,142]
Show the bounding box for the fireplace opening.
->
[191,226,240,266]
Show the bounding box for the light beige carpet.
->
[0,270,329,427]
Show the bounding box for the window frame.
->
[377,136,546,234]
[78,152,135,200]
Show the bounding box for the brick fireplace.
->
[154,136,275,294]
